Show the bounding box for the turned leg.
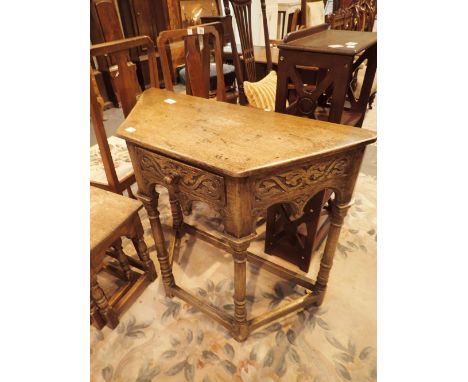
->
[138,192,175,296]
[230,241,250,342]
[163,175,184,235]
[91,271,119,329]
[131,215,157,281]
[113,238,132,281]
[314,200,353,306]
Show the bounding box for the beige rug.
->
[91,168,376,381]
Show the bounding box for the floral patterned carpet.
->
[90,167,376,382]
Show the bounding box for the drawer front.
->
[134,146,226,207]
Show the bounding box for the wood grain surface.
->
[117,88,376,177]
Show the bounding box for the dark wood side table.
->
[117,88,376,341]
[276,29,377,127]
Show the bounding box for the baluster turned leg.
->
[91,271,119,329]
[131,216,157,281]
[139,192,175,296]
[230,241,250,342]
[163,175,184,235]
[113,237,132,281]
[314,200,353,306]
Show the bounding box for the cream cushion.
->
[355,65,377,98]
[244,71,277,110]
[306,1,325,27]
[90,136,134,184]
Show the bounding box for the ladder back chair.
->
[90,36,160,196]
[157,23,227,102]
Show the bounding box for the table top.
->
[280,30,377,56]
[117,88,376,178]
[90,187,142,254]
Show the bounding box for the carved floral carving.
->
[254,155,351,202]
[135,147,225,206]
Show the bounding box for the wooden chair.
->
[325,6,354,30]
[90,36,160,196]
[220,0,275,105]
[157,23,228,102]
[90,186,156,330]
[200,15,245,102]
[90,0,142,107]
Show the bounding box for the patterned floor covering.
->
[91,169,376,382]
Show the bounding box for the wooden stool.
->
[90,186,157,329]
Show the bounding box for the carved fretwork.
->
[135,147,226,208]
[254,154,351,202]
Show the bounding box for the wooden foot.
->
[139,191,175,296]
[91,272,119,329]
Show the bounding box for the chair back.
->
[157,23,226,102]
[90,36,159,194]
[222,0,272,82]
[90,68,120,191]
[326,7,354,30]
[90,36,160,117]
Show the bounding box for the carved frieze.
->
[254,154,352,203]
[135,147,226,207]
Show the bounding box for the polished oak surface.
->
[117,88,376,178]
[280,29,376,55]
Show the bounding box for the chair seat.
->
[90,136,134,184]
[179,63,236,89]
[90,186,142,258]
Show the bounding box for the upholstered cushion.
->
[179,63,236,90]
[306,1,325,27]
[355,64,377,97]
[90,136,134,184]
[244,71,277,111]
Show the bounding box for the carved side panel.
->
[251,153,354,217]
[134,146,226,208]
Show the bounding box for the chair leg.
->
[90,298,106,329]
[113,238,132,281]
[132,217,157,281]
[127,186,136,199]
[90,271,119,329]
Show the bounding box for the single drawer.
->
[134,146,226,207]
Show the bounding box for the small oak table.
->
[277,29,377,127]
[117,88,376,341]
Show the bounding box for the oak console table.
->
[117,88,376,341]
